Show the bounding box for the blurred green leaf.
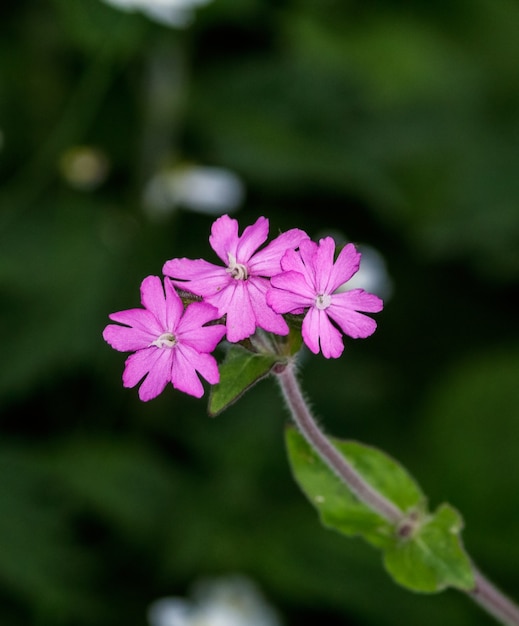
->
[0,447,94,620]
[0,197,134,400]
[51,0,149,58]
[419,347,519,565]
[51,437,176,539]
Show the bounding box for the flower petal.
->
[250,228,309,276]
[136,350,172,401]
[103,323,155,352]
[177,346,221,387]
[283,238,319,292]
[219,281,256,342]
[122,347,166,390]
[300,308,320,355]
[327,242,361,292]
[204,281,237,318]
[170,344,208,398]
[302,308,344,358]
[280,245,310,274]
[313,237,337,294]
[163,257,230,297]
[268,271,315,313]
[327,290,381,338]
[335,288,384,313]
[163,277,184,331]
[235,216,269,263]
[108,308,161,335]
[327,308,378,339]
[247,277,289,336]
[177,301,226,352]
[177,301,221,333]
[208,214,240,263]
[140,275,168,329]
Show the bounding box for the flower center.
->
[226,253,248,280]
[151,332,177,349]
[315,293,332,310]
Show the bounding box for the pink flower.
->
[103,276,226,401]
[267,237,383,358]
[163,214,309,343]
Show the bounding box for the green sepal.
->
[285,427,475,593]
[208,345,280,416]
[284,317,304,355]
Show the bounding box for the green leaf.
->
[285,427,425,549]
[209,345,280,416]
[384,504,474,592]
[285,427,475,593]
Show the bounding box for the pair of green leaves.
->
[286,429,475,594]
[208,343,475,595]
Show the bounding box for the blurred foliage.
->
[0,0,518,625]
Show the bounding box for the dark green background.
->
[1,1,518,624]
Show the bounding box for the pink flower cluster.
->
[103,215,383,400]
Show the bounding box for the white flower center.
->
[226,253,248,280]
[315,293,332,310]
[151,332,177,348]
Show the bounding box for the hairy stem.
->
[275,360,519,626]
[470,569,519,626]
[275,361,403,524]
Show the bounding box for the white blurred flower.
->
[148,575,283,626]
[143,164,245,219]
[101,0,213,27]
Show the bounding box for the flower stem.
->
[275,360,519,626]
[275,361,403,524]
[470,569,519,626]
